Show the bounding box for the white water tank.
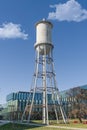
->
[34,19,53,55]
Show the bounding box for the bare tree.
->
[66,87,87,123]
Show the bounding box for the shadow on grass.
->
[0,123,42,130]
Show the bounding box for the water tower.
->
[22,19,67,125]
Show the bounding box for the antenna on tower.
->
[21,19,67,125]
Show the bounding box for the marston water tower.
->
[22,19,67,125]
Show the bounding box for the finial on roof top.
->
[42,18,46,21]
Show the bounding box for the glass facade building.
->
[1,84,87,120]
[60,85,87,118]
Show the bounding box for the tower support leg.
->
[42,55,46,124]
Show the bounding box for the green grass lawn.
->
[49,121,87,128]
[0,123,67,130]
[31,119,87,128]
[0,119,87,130]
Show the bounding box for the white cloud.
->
[48,0,87,22]
[0,22,28,40]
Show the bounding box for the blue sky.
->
[0,0,87,104]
